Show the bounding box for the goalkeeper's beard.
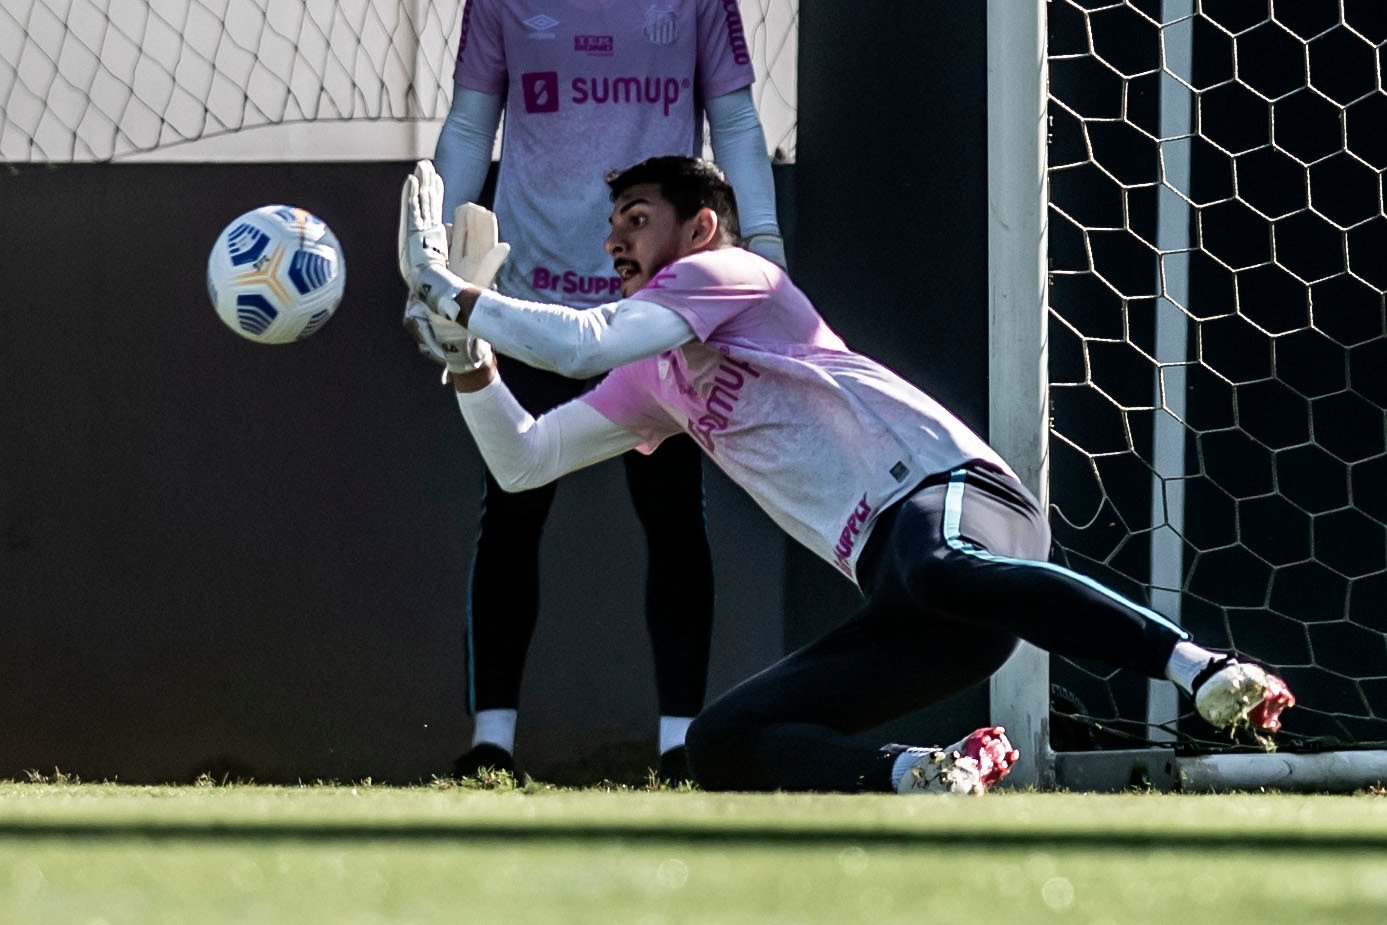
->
[615,259,642,297]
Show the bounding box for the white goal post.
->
[986,0,1055,789]
[987,0,1387,792]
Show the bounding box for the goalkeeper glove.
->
[448,201,511,289]
[403,201,510,369]
[404,298,493,381]
[398,160,464,316]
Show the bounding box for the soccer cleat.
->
[451,743,516,780]
[656,746,695,787]
[897,726,1020,796]
[1193,657,1296,733]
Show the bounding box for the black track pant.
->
[465,357,716,718]
[686,460,1188,792]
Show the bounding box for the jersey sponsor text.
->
[575,35,614,55]
[720,0,751,65]
[519,71,689,117]
[687,356,760,452]
[531,266,621,296]
[833,495,875,575]
[571,75,687,116]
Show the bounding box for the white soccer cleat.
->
[897,726,1019,796]
[1193,658,1295,733]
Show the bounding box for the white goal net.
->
[0,0,797,163]
[1046,0,1387,761]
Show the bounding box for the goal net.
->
[1038,0,1387,781]
[0,0,797,163]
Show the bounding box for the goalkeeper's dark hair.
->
[605,156,741,244]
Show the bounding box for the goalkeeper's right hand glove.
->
[403,299,493,382]
[398,160,465,317]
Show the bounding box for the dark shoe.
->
[452,743,516,779]
[657,746,694,787]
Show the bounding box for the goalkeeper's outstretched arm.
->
[464,291,695,379]
[455,380,643,492]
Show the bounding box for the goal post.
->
[986,0,1055,789]
[990,0,1387,791]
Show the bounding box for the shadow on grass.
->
[1,821,1384,851]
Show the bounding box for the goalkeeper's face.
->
[605,183,709,298]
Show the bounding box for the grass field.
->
[2,777,1385,924]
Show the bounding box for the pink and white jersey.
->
[455,0,754,306]
[581,248,1014,583]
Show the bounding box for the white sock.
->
[889,747,934,790]
[1164,641,1219,695]
[472,708,517,754]
[659,716,693,755]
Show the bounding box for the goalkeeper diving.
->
[398,156,1295,794]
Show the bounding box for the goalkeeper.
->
[400,156,1295,794]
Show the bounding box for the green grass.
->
[2,778,1386,924]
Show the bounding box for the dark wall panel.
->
[0,162,784,782]
[786,2,992,742]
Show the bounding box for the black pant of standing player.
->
[461,356,716,776]
[686,460,1189,792]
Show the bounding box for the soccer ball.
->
[206,205,346,344]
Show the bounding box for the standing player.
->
[399,156,1295,793]
[420,0,786,782]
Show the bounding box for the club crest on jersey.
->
[643,4,677,45]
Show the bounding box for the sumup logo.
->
[520,70,688,116]
[686,356,761,452]
[521,72,559,114]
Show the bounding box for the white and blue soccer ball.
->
[207,205,345,344]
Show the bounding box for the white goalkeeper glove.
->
[448,201,511,290]
[403,201,510,374]
[398,160,464,316]
[404,298,494,381]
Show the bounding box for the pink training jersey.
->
[454,0,754,306]
[582,248,1014,583]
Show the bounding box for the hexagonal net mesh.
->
[1048,0,1387,753]
[0,0,797,163]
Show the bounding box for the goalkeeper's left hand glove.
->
[398,160,464,316]
[448,202,510,289]
[404,298,493,382]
